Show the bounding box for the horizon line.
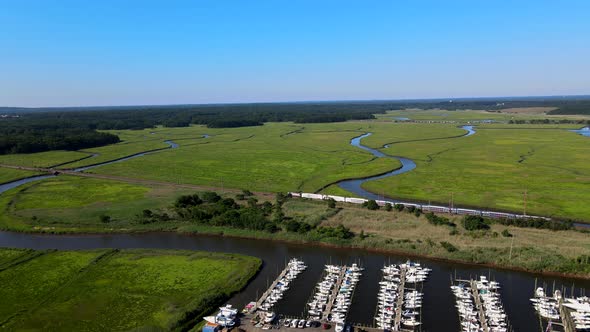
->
[2,93,590,110]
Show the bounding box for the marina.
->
[532,285,590,332]
[451,276,511,332]
[0,231,589,331]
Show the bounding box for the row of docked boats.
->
[451,282,480,332]
[532,287,590,330]
[307,264,342,321]
[331,264,363,332]
[531,287,560,321]
[259,258,307,316]
[375,261,430,331]
[563,296,590,330]
[451,276,509,332]
[476,276,509,332]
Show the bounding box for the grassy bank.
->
[2,177,588,277]
[0,248,261,331]
[0,168,43,185]
[358,124,590,221]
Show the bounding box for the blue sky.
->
[1,0,589,107]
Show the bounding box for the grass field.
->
[376,108,590,122]
[0,150,90,168]
[2,110,589,221]
[0,248,261,331]
[0,175,195,232]
[357,124,590,220]
[0,168,43,184]
[81,123,400,193]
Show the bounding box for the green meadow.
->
[1,110,589,221]
[0,175,194,232]
[356,124,590,220]
[0,248,260,331]
[0,168,42,184]
[0,150,90,168]
[80,122,401,193]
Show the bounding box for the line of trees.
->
[0,128,120,154]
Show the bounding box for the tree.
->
[462,215,490,231]
[247,197,258,208]
[272,205,284,223]
[99,214,111,223]
[365,200,379,210]
[326,198,336,209]
[202,192,221,203]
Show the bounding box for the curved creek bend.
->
[337,125,474,199]
[0,231,587,331]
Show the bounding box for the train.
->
[288,192,550,221]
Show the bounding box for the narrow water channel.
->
[571,126,590,137]
[337,125,474,199]
[0,231,587,331]
[0,139,183,194]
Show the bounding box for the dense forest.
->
[1,97,589,155]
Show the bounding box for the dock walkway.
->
[322,266,347,320]
[252,264,291,313]
[393,267,407,331]
[470,280,489,332]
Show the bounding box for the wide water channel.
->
[0,231,587,331]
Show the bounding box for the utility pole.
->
[509,236,514,262]
[523,189,527,216]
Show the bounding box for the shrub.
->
[364,200,379,210]
[425,212,453,226]
[384,203,392,211]
[462,215,490,231]
[394,204,405,211]
[175,194,202,208]
[202,192,221,203]
[449,228,459,236]
[99,214,111,223]
[440,241,458,252]
[501,229,512,237]
[326,198,336,209]
[414,209,422,217]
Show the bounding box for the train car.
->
[326,195,347,202]
[455,208,481,216]
[301,193,324,200]
[346,197,368,204]
[423,205,451,213]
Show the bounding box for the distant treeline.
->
[1,98,589,155]
[0,128,119,155]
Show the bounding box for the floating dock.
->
[470,279,490,332]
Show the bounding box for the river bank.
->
[2,200,589,280]
[0,247,261,331]
[1,229,588,332]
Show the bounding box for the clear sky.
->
[1,0,589,107]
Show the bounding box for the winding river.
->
[337,125,474,199]
[0,231,587,331]
[0,140,181,194]
[571,126,590,137]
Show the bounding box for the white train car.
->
[423,205,451,214]
[346,197,368,204]
[455,208,480,216]
[326,195,347,202]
